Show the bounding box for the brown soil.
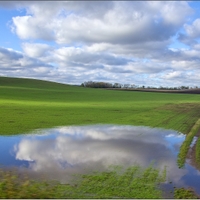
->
[107,88,200,94]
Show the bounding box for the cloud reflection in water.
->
[14,125,186,184]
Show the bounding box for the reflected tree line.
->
[81,81,199,90]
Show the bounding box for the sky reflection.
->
[13,125,186,183]
[1,124,200,193]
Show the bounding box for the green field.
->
[1,76,200,135]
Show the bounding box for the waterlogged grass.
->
[1,77,200,135]
[174,188,199,199]
[195,137,200,167]
[0,168,58,199]
[0,165,166,199]
[177,119,200,168]
[71,165,166,199]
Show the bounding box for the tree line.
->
[80,81,199,90]
[81,81,114,88]
[81,81,136,88]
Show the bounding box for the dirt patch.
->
[107,88,200,94]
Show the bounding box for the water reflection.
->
[1,125,200,194]
[13,126,184,182]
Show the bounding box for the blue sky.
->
[0,8,23,51]
[1,1,200,87]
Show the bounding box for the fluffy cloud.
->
[184,18,200,39]
[0,47,55,78]
[10,1,192,46]
[178,18,200,47]
[53,46,132,69]
[22,43,52,58]
[0,47,22,61]
[12,16,55,41]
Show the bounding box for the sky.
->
[1,1,200,87]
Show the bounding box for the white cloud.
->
[22,43,52,58]
[163,71,183,79]
[184,18,200,38]
[158,1,193,25]
[0,47,55,79]
[11,1,192,45]
[12,16,55,41]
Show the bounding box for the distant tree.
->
[113,83,122,88]
[180,86,189,90]
[82,81,113,88]
[131,84,136,88]
[124,84,130,88]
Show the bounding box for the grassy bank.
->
[1,77,200,135]
[195,137,200,167]
[177,119,200,168]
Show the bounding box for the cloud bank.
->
[0,1,200,87]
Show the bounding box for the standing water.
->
[0,125,200,195]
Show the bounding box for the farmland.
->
[1,76,200,135]
[1,76,200,198]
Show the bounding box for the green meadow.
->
[1,76,200,198]
[1,76,200,135]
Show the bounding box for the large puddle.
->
[1,125,200,195]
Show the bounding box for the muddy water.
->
[1,125,200,194]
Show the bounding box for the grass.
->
[1,77,200,135]
[195,137,200,167]
[174,188,199,199]
[177,119,200,168]
[0,164,166,199]
[0,168,61,199]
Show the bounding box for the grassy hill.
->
[1,76,200,135]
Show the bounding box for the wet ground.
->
[1,125,200,195]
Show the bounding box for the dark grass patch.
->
[195,137,200,167]
[158,103,200,113]
[174,187,199,199]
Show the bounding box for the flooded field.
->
[1,125,200,195]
